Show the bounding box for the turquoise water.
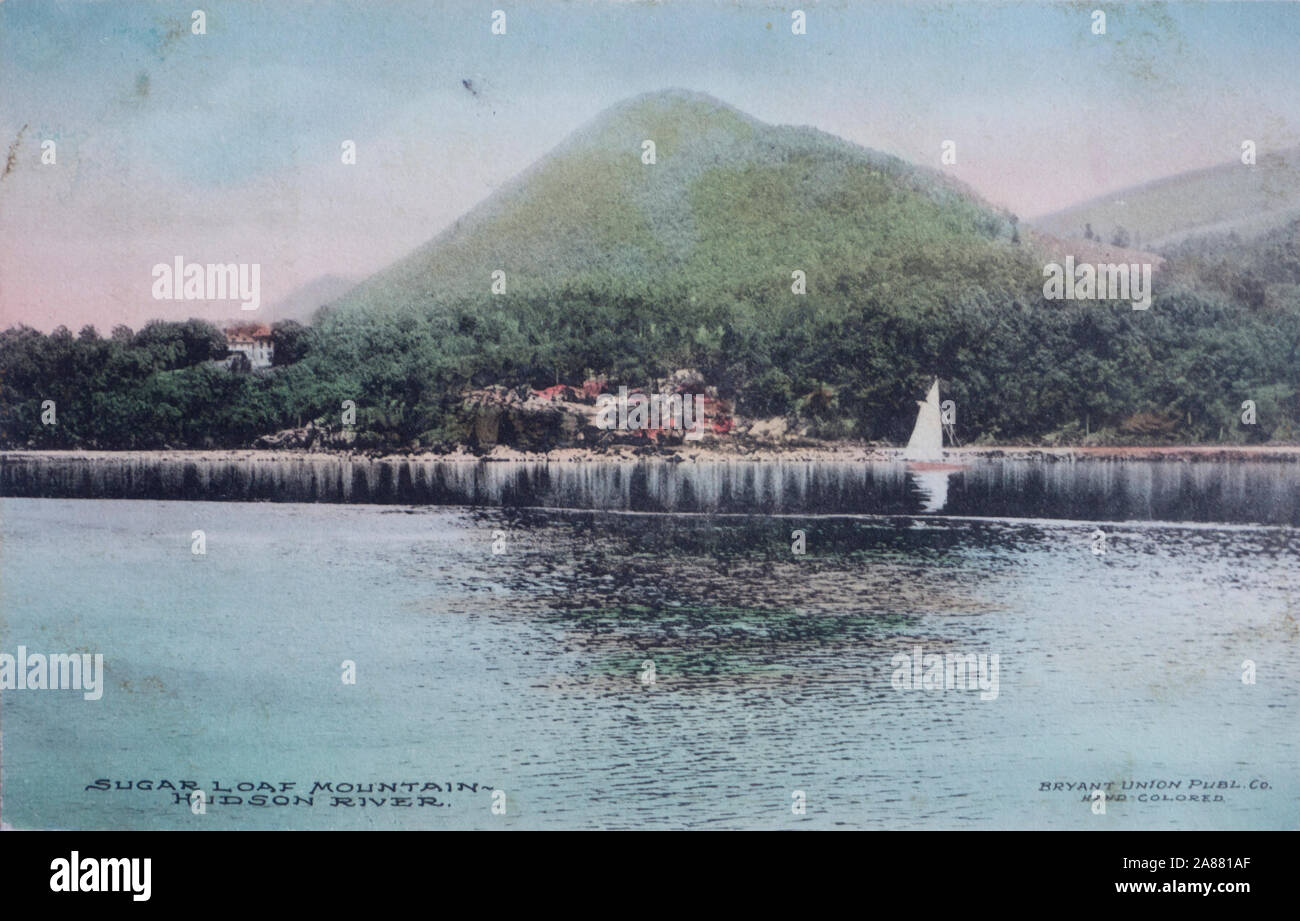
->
[1,497,1296,829]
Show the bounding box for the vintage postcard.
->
[1,0,1297,850]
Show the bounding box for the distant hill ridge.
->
[1031,146,1300,251]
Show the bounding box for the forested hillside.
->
[3,91,1297,449]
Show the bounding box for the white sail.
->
[903,379,944,462]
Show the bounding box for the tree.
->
[271,320,311,366]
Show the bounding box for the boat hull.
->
[905,461,967,472]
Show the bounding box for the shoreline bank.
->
[3,444,1300,465]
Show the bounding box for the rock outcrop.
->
[459,386,594,452]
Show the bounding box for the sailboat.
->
[902,380,966,512]
[904,382,967,468]
[903,379,943,464]
[902,379,965,471]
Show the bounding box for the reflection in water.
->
[478,511,1016,691]
[4,455,1298,523]
[907,470,951,512]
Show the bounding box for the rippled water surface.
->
[1,496,1296,829]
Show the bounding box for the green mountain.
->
[1031,146,1300,251]
[306,89,1062,442]
[327,88,1025,317]
[292,89,1295,448]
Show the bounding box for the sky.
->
[2,0,1299,331]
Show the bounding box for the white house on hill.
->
[225,324,274,369]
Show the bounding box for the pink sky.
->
[3,1,1297,332]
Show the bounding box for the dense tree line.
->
[0,319,338,448]
[300,221,1300,447]
[3,222,1298,449]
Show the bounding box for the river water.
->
[0,460,1296,829]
